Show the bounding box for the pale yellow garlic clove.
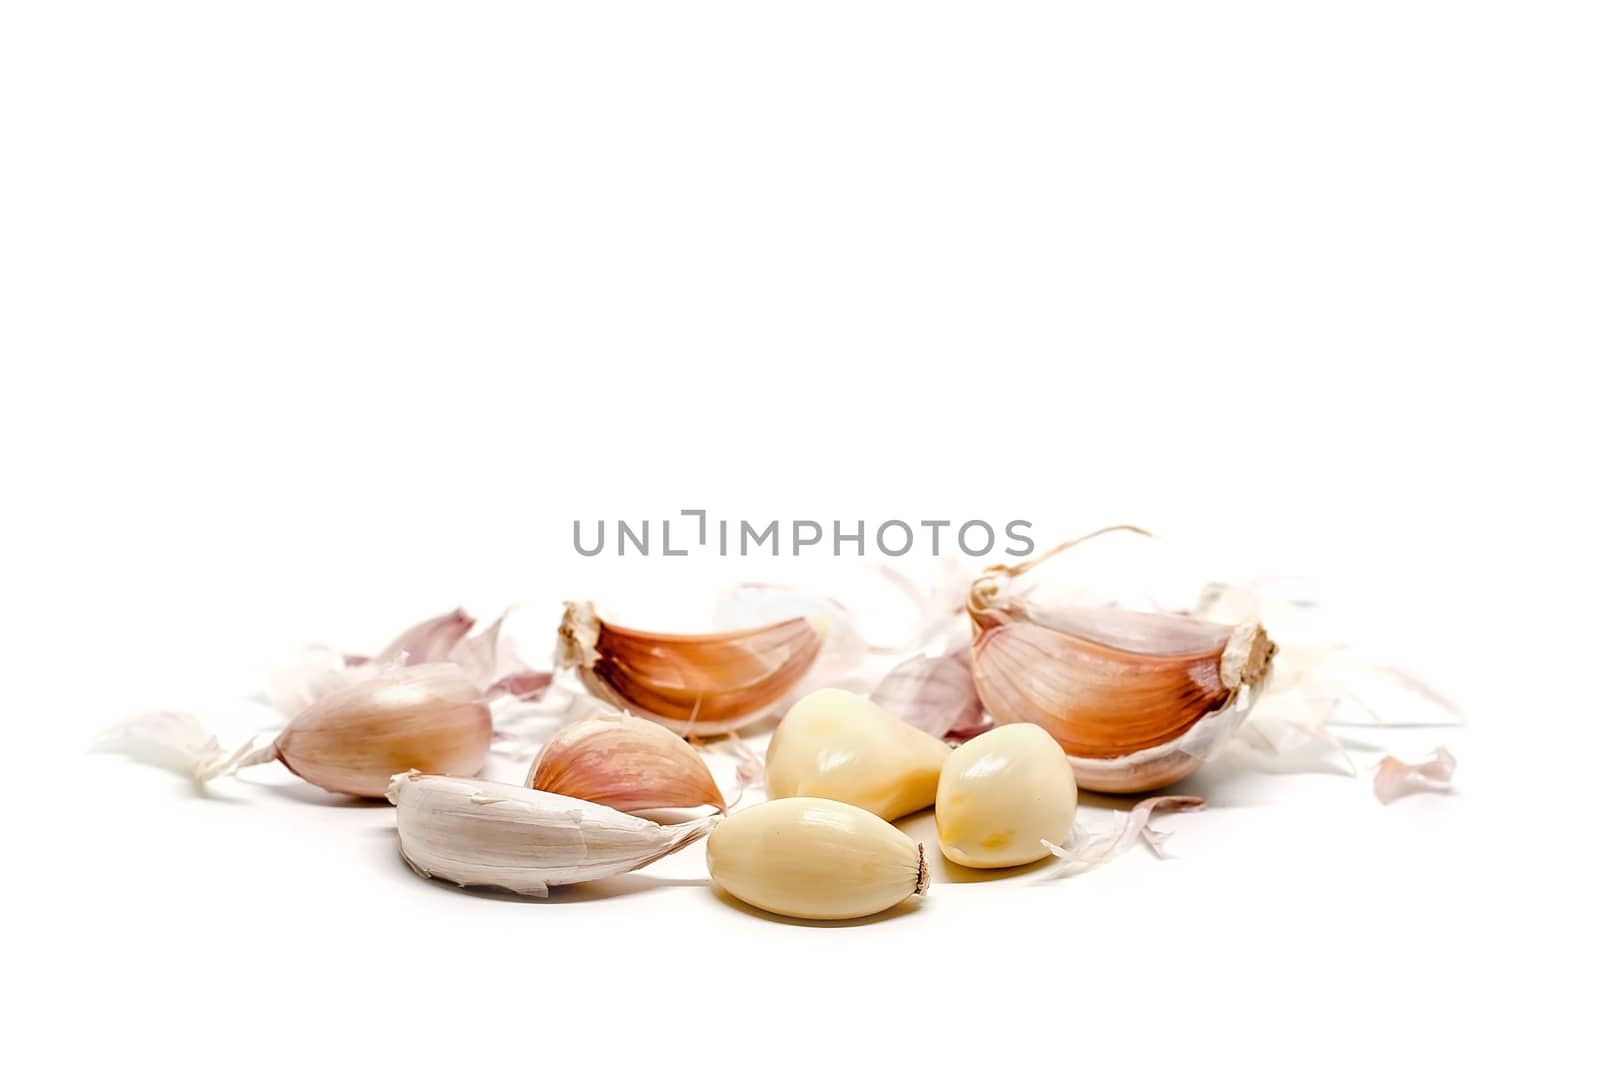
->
[555,601,822,736]
[935,723,1078,868]
[526,711,727,813]
[389,772,718,896]
[277,663,493,796]
[706,797,928,920]
[764,688,951,821]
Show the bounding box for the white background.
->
[3,3,1595,1063]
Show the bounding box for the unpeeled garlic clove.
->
[969,534,1276,793]
[276,663,492,796]
[95,663,493,798]
[706,797,928,920]
[763,688,951,821]
[389,772,718,896]
[526,711,727,813]
[554,601,822,736]
[936,723,1078,869]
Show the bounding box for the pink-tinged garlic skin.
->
[375,608,475,666]
[970,593,1275,793]
[276,663,492,797]
[526,712,727,813]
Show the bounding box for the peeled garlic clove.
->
[970,553,1276,793]
[764,688,950,821]
[276,662,492,796]
[936,723,1077,869]
[389,772,717,896]
[526,711,727,813]
[555,601,822,736]
[706,797,928,920]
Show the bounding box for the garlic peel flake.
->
[1043,796,1206,876]
[1373,747,1457,804]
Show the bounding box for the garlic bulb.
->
[95,663,492,798]
[969,541,1276,792]
[763,688,950,821]
[526,711,727,813]
[389,772,718,896]
[555,601,822,736]
[935,723,1077,869]
[706,797,928,920]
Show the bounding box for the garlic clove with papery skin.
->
[275,663,492,796]
[706,797,928,921]
[526,710,727,813]
[389,773,718,896]
[935,723,1078,869]
[555,601,822,736]
[763,688,951,821]
[95,662,493,798]
[968,529,1276,793]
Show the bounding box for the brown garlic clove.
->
[526,711,727,813]
[276,662,493,797]
[969,532,1276,794]
[554,601,822,736]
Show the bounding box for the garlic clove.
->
[764,688,951,821]
[971,550,1276,794]
[936,723,1078,869]
[277,662,492,797]
[554,601,822,736]
[93,662,493,798]
[389,772,718,896]
[706,797,928,920]
[526,711,727,813]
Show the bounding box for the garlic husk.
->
[763,688,950,821]
[555,601,822,736]
[526,711,727,813]
[1043,795,1206,875]
[96,663,492,798]
[936,723,1077,869]
[970,556,1276,793]
[389,772,718,896]
[1373,747,1456,804]
[276,663,492,796]
[870,643,984,740]
[376,608,475,666]
[706,797,927,920]
[265,607,539,719]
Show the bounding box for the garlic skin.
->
[935,723,1077,869]
[388,772,718,896]
[970,575,1276,792]
[555,601,822,736]
[526,711,727,813]
[764,688,950,821]
[277,663,493,796]
[706,797,928,921]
